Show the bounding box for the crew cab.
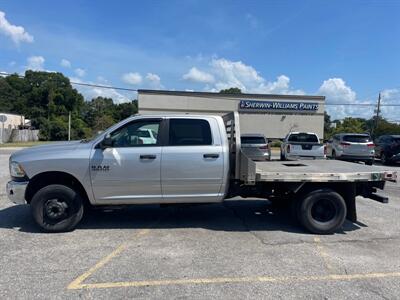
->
[6,113,397,234]
[280,132,325,160]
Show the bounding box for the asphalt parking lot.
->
[0,148,399,299]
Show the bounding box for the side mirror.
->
[101,134,113,149]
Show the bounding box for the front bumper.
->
[286,154,325,160]
[338,154,374,161]
[6,181,28,205]
[249,152,271,161]
[389,153,400,162]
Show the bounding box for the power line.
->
[0,71,138,92]
[1,71,400,106]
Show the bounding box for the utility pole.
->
[373,93,381,138]
[68,111,71,141]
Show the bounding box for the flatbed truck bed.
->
[247,159,396,183]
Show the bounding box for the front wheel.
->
[298,189,346,234]
[31,184,84,232]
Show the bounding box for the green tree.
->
[219,87,242,94]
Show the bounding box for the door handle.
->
[203,153,219,159]
[140,154,156,160]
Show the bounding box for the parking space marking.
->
[70,272,400,290]
[67,228,150,290]
[314,237,335,272]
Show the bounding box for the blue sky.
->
[1,0,400,120]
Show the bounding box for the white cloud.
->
[0,11,34,45]
[26,56,45,71]
[318,78,376,120]
[318,78,356,104]
[145,72,163,89]
[122,72,142,85]
[245,13,259,29]
[74,68,86,77]
[380,88,400,122]
[190,58,304,95]
[69,77,131,104]
[96,76,108,83]
[183,67,215,84]
[60,59,71,68]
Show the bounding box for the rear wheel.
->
[298,189,346,234]
[280,151,286,161]
[365,160,374,166]
[381,152,390,165]
[31,184,84,232]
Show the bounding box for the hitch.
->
[368,193,389,203]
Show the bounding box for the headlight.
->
[10,162,26,178]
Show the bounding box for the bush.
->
[270,140,282,148]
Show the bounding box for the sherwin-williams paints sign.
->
[239,100,319,112]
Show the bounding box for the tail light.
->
[287,144,291,153]
[367,142,375,148]
[340,142,350,148]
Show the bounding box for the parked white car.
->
[281,132,325,160]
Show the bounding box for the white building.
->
[138,90,325,139]
[0,112,30,129]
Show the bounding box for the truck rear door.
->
[161,117,224,202]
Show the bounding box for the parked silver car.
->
[241,134,271,161]
[326,133,374,165]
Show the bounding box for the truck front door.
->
[90,118,163,204]
[161,118,224,203]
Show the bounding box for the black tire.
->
[365,160,374,166]
[298,189,346,234]
[381,152,390,165]
[31,184,84,232]
[280,151,286,161]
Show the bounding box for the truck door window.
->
[110,120,160,147]
[169,119,212,146]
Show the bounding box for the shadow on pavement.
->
[0,200,363,234]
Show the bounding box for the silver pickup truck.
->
[6,112,397,234]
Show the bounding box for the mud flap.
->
[342,184,357,222]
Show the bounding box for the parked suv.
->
[326,133,375,165]
[241,134,271,161]
[375,135,400,165]
[280,132,325,160]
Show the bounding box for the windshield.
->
[241,136,266,144]
[343,135,371,143]
[137,130,151,138]
[288,133,319,143]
